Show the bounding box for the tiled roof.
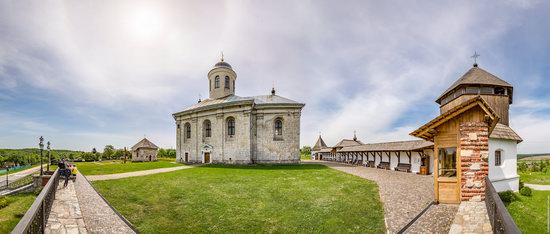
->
[131,138,159,150]
[490,123,523,142]
[338,140,433,152]
[437,66,512,103]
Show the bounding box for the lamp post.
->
[47,141,51,172]
[39,136,44,176]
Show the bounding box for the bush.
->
[520,187,532,197]
[498,190,517,204]
[0,196,8,209]
[519,180,524,190]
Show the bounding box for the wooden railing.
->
[11,168,60,234]
[484,177,521,234]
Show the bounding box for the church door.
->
[204,153,210,163]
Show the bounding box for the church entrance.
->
[204,152,210,164]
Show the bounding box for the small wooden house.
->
[131,138,159,162]
[411,64,521,204]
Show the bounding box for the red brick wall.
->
[459,122,489,201]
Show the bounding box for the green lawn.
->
[0,193,37,233]
[93,164,385,233]
[519,171,550,185]
[507,190,550,234]
[75,160,181,176]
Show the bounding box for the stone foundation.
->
[459,122,489,202]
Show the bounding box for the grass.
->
[506,190,550,234]
[75,160,181,176]
[0,193,37,233]
[93,164,385,234]
[519,170,550,185]
[300,153,311,160]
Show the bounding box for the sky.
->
[1,0,549,153]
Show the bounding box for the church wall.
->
[254,107,301,163]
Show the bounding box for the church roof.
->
[312,135,328,151]
[131,138,159,151]
[173,94,304,117]
[338,140,433,152]
[436,66,512,103]
[213,61,232,69]
[490,123,523,143]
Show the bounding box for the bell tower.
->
[436,64,513,125]
[208,55,237,99]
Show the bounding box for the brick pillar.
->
[459,122,489,202]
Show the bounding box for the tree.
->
[103,145,115,160]
[301,146,311,156]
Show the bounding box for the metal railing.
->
[485,176,521,234]
[11,168,60,234]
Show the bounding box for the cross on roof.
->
[471,51,480,66]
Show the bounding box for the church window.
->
[274,119,283,136]
[227,117,235,136]
[225,76,230,89]
[185,123,191,139]
[233,80,235,91]
[465,87,479,94]
[215,76,220,88]
[203,120,211,138]
[495,87,506,95]
[495,150,502,166]
[480,87,493,94]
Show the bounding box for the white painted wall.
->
[488,138,519,192]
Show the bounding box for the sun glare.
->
[125,6,163,41]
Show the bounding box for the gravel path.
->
[74,173,136,234]
[405,204,458,233]
[525,183,550,190]
[306,161,456,233]
[86,165,193,181]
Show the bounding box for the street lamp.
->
[39,136,44,176]
[47,141,51,172]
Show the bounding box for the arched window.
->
[233,80,235,91]
[225,76,230,89]
[495,150,502,166]
[227,117,235,136]
[203,120,211,138]
[215,76,220,88]
[184,123,191,139]
[274,118,283,136]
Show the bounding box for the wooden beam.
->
[406,151,412,164]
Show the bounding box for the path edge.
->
[79,173,140,233]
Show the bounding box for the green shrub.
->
[0,196,8,209]
[498,190,516,204]
[520,187,532,197]
[519,180,524,190]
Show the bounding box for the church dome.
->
[213,61,232,69]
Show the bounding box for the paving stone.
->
[74,173,136,234]
[306,161,457,233]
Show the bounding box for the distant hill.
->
[518,153,550,161]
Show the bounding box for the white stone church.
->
[173,58,305,164]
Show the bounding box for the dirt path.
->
[85,165,193,181]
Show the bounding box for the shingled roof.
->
[131,138,159,151]
[490,123,523,143]
[334,139,363,148]
[436,66,512,103]
[338,140,433,152]
[312,135,328,151]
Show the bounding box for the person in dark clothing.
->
[58,158,66,176]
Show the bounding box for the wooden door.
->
[204,153,210,163]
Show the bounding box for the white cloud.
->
[0,0,549,152]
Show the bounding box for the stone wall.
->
[132,148,158,161]
[459,122,489,202]
[254,109,301,163]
